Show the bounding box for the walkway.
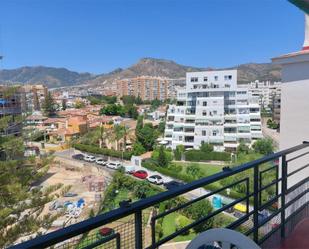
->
[277,218,309,249]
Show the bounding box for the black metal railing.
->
[9,142,309,249]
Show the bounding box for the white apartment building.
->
[164,70,263,152]
[245,80,281,109]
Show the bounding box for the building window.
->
[214,76,218,81]
[202,111,207,116]
[203,101,207,106]
[224,75,233,80]
[191,77,198,82]
[202,130,206,136]
[204,77,208,82]
[213,130,218,136]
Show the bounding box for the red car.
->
[133,170,148,179]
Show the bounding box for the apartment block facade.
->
[246,80,281,109]
[164,70,263,152]
[117,76,183,101]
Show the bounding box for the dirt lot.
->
[39,158,113,232]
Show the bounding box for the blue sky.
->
[0,0,305,74]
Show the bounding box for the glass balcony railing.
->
[10,142,309,249]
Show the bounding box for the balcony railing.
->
[10,142,309,249]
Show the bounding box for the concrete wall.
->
[276,55,309,187]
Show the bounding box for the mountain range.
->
[0,58,282,88]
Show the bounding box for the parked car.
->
[72,154,84,160]
[63,192,78,197]
[147,175,163,185]
[124,165,135,174]
[106,162,122,170]
[96,158,107,165]
[133,170,148,179]
[164,180,184,190]
[84,155,96,162]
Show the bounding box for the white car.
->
[96,158,106,165]
[147,175,164,185]
[106,162,122,170]
[84,155,96,162]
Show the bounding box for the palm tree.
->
[99,124,110,149]
[112,125,125,151]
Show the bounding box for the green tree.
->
[158,121,166,134]
[132,142,146,156]
[138,123,158,151]
[122,95,136,105]
[2,137,24,160]
[157,146,168,167]
[136,95,143,105]
[126,105,139,119]
[174,145,185,161]
[237,142,250,154]
[42,92,56,117]
[200,142,214,153]
[184,199,213,233]
[112,125,125,151]
[186,164,202,179]
[100,104,124,116]
[253,138,274,155]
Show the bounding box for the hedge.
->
[184,150,230,162]
[73,143,133,160]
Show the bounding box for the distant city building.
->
[271,87,281,124]
[164,70,263,152]
[0,86,23,136]
[21,84,48,112]
[117,76,185,101]
[246,80,281,109]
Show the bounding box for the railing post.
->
[281,155,287,238]
[135,210,143,249]
[151,218,156,248]
[253,165,259,243]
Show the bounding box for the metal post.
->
[135,210,143,249]
[253,165,259,243]
[281,155,287,238]
[151,218,156,247]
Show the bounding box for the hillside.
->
[0,66,94,88]
[0,58,281,88]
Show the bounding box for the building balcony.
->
[10,142,309,249]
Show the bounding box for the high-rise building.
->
[164,70,263,152]
[117,76,183,101]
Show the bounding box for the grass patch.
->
[161,212,197,242]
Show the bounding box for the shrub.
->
[72,143,132,160]
[184,150,230,162]
[252,139,274,155]
[183,199,213,233]
[237,142,250,155]
[151,147,173,163]
[200,143,214,153]
[174,145,185,161]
